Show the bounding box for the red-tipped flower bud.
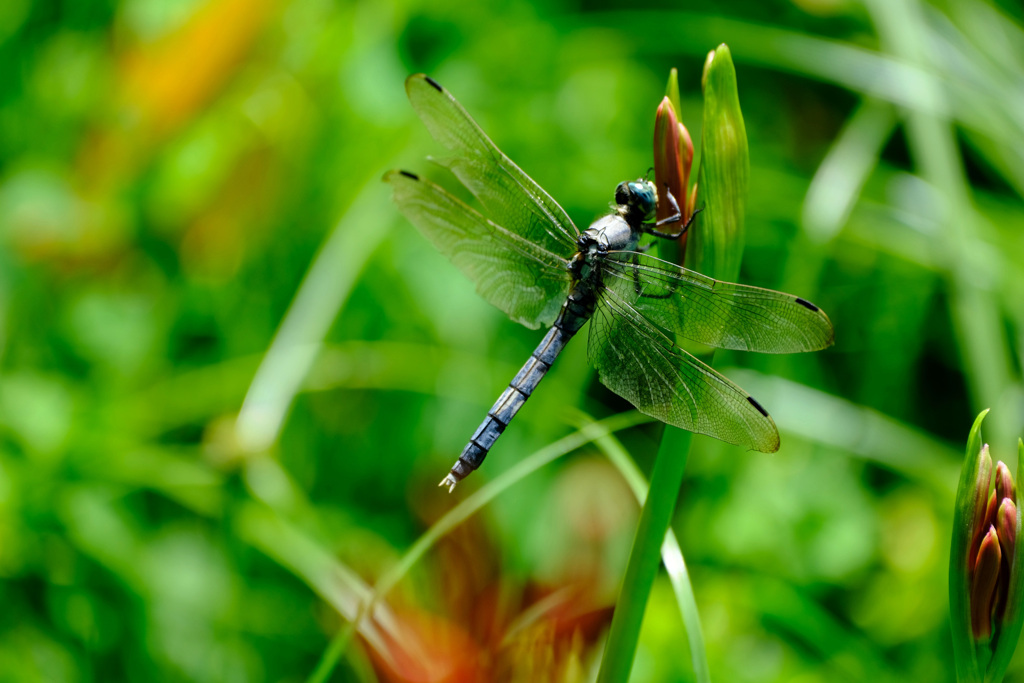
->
[950,410,1024,683]
[971,526,1002,641]
[998,498,1017,566]
[996,460,1015,503]
[653,83,695,267]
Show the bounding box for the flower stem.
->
[597,425,694,683]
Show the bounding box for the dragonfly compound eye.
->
[629,181,658,220]
[614,181,630,206]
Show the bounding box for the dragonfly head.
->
[615,179,658,224]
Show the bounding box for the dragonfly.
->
[385,74,834,492]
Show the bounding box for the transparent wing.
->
[405,74,579,255]
[385,170,570,329]
[588,286,780,452]
[602,251,834,353]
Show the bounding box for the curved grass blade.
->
[801,99,897,243]
[728,367,960,495]
[233,502,407,674]
[235,180,392,454]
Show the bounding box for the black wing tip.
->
[794,297,819,312]
[746,395,770,417]
[405,73,443,95]
[794,296,838,349]
[383,169,420,183]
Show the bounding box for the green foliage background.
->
[1,0,1022,681]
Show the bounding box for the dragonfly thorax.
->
[579,213,640,253]
[569,212,638,286]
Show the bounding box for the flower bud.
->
[653,71,694,266]
[950,409,1024,683]
[971,525,1002,641]
[996,460,1014,503]
[998,498,1016,567]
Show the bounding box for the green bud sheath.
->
[686,44,748,284]
[951,410,990,682]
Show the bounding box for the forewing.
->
[588,286,780,452]
[385,170,570,329]
[405,74,579,255]
[602,252,834,353]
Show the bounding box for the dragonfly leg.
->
[644,185,682,237]
[645,192,703,240]
[631,252,677,299]
[654,186,682,227]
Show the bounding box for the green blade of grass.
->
[235,179,392,454]
[801,98,897,244]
